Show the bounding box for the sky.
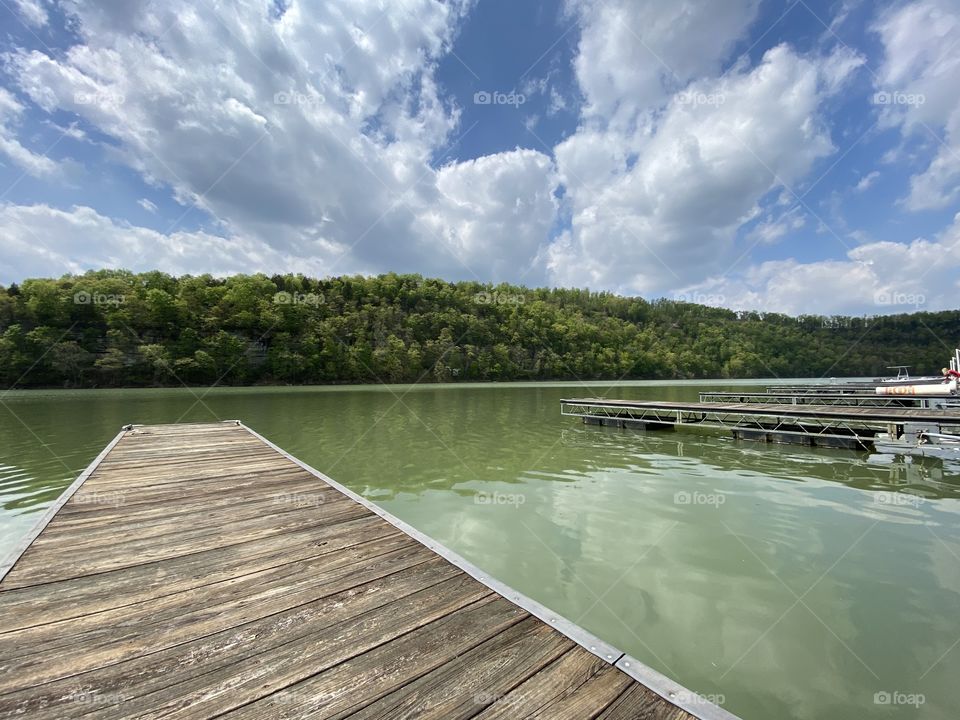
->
[0,0,958,316]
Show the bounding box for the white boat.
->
[874,348,960,400]
[871,348,960,457]
[874,348,960,386]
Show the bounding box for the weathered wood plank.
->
[0,533,424,668]
[1,499,372,587]
[0,559,467,720]
[345,619,574,720]
[107,573,494,720]
[596,683,692,720]
[471,646,609,719]
[0,515,398,632]
[524,664,634,719]
[222,596,528,720]
[47,473,331,529]
[29,487,353,548]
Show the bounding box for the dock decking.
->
[0,422,729,720]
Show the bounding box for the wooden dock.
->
[0,422,732,720]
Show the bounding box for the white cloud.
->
[570,0,761,129]
[3,0,556,285]
[550,42,846,294]
[873,0,960,210]
[417,149,558,283]
[12,0,47,28]
[746,211,806,245]
[548,87,568,115]
[0,0,955,318]
[0,87,58,178]
[0,203,319,284]
[679,212,960,315]
[854,170,880,192]
[544,0,871,297]
[819,46,865,94]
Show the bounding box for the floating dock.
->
[0,421,731,720]
[562,398,960,450]
[697,390,956,409]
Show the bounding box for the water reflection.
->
[557,424,960,498]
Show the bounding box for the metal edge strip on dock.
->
[0,426,129,584]
[616,654,737,720]
[238,420,740,720]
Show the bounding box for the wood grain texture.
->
[0,422,702,720]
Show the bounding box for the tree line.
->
[0,270,957,388]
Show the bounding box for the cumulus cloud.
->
[3,0,557,284]
[873,0,960,210]
[570,0,761,128]
[12,0,48,28]
[550,42,850,294]
[677,213,960,315]
[0,0,956,317]
[0,203,316,283]
[416,149,558,283]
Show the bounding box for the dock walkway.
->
[0,422,728,720]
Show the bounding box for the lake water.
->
[1,381,958,719]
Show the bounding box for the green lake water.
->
[1,381,958,719]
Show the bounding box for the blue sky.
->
[0,0,958,315]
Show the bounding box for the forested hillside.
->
[0,271,957,388]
